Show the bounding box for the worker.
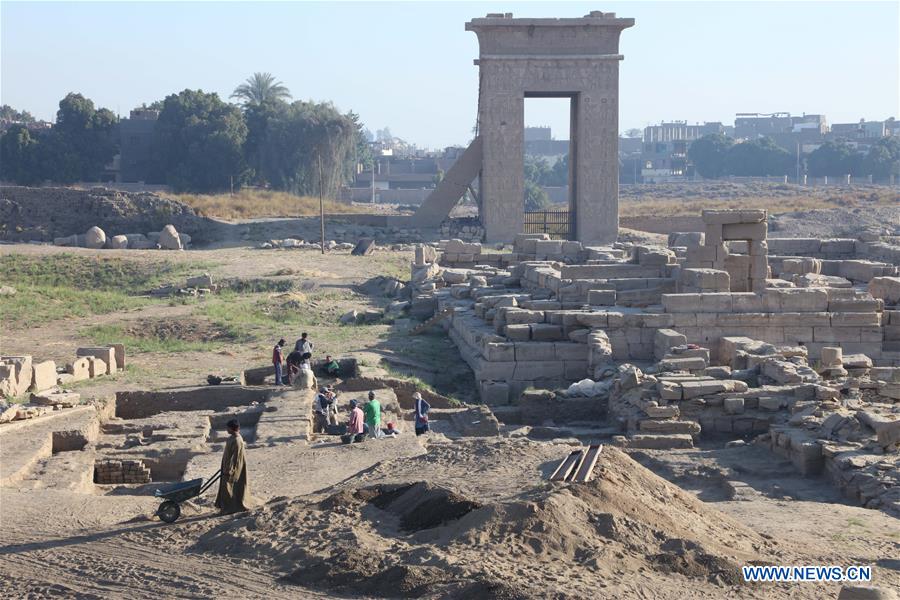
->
[272,338,286,385]
[323,355,341,377]
[214,419,251,514]
[363,391,383,439]
[414,391,431,436]
[345,399,366,443]
[314,386,335,433]
[295,332,313,356]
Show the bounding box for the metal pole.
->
[371,159,375,204]
[318,154,325,255]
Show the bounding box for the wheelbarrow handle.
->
[198,469,222,495]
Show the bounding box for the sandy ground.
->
[1,239,898,599]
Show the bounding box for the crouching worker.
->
[314,386,335,433]
[215,419,251,514]
[323,355,341,377]
[342,399,366,444]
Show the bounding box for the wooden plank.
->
[550,450,583,482]
[572,444,603,483]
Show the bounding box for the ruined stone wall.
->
[0,186,211,242]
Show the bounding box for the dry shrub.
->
[171,189,369,220]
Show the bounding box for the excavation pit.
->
[115,386,273,420]
[208,410,263,444]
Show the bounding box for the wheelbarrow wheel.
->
[157,500,181,523]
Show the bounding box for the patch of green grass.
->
[1,285,148,330]
[0,253,216,330]
[846,517,868,529]
[84,324,229,354]
[0,253,209,292]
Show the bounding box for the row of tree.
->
[688,134,900,180]
[0,73,373,195]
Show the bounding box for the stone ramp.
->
[410,135,482,227]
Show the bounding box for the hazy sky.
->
[2,1,898,148]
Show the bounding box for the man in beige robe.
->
[215,419,251,514]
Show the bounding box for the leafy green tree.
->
[0,105,35,123]
[0,125,43,185]
[725,137,791,176]
[346,110,373,170]
[524,179,551,211]
[51,92,118,182]
[256,100,357,196]
[862,137,900,181]
[231,72,292,106]
[153,89,248,192]
[807,140,864,178]
[688,134,733,178]
[242,99,284,185]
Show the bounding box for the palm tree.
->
[231,72,292,105]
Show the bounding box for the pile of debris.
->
[149,272,216,297]
[54,224,191,250]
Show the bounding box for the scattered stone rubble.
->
[406,208,899,515]
[0,345,125,423]
[149,272,217,297]
[54,224,192,250]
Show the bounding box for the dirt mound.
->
[188,443,774,598]
[122,318,236,342]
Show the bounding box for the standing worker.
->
[215,419,251,514]
[295,332,313,356]
[363,391,383,438]
[413,391,431,436]
[272,338,286,385]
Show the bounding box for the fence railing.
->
[523,209,574,240]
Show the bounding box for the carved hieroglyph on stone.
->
[467,12,634,244]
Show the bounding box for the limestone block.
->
[587,289,616,306]
[505,309,545,325]
[84,226,107,249]
[662,294,702,314]
[830,312,880,327]
[186,273,214,288]
[77,347,116,374]
[568,328,590,343]
[484,343,516,362]
[639,419,701,435]
[699,293,733,313]
[554,343,588,361]
[505,324,531,341]
[158,224,183,250]
[621,434,694,449]
[654,329,687,360]
[530,323,564,341]
[680,379,748,399]
[668,232,704,247]
[31,390,81,407]
[30,360,57,392]
[703,209,751,225]
[513,342,557,362]
[722,222,767,241]
[869,277,900,305]
[512,361,564,380]
[0,355,33,396]
[53,234,81,247]
[660,357,707,372]
[723,397,745,415]
[65,357,91,381]
[681,268,730,292]
[87,357,107,378]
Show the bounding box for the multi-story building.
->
[118,108,159,183]
[640,121,727,182]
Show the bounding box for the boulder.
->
[339,310,359,325]
[109,235,129,249]
[84,226,107,249]
[158,224,183,250]
[186,273,213,288]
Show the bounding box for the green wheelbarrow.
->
[153,469,221,523]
